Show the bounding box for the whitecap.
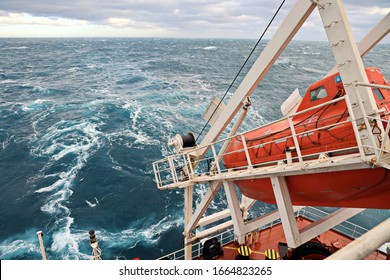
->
[131,107,142,131]
[6,46,29,50]
[21,99,51,112]
[204,46,218,50]
[86,197,99,208]
[0,238,39,259]
[49,217,90,260]
[0,79,15,84]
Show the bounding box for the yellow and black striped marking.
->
[264,249,279,260]
[237,245,252,257]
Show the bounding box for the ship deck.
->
[195,216,387,260]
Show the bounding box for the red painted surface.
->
[223,68,390,209]
[196,217,387,260]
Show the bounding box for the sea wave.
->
[1,38,389,260]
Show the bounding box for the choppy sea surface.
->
[0,38,389,260]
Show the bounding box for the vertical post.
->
[223,180,246,244]
[168,157,178,184]
[211,144,221,174]
[377,118,390,163]
[184,185,193,260]
[153,162,162,189]
[241,134,253,170]
[271,176,301,248]
[186,154,194,179]
[209,97,251,173]
[36,231,47,260]
[288,117,303,162]
[317,0,383,157]
[89,230,102,260]
[344,95,366,158]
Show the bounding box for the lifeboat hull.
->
[222,68,390,209]
[235,168,390,209]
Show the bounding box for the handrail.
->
[157,206,381,260]
[153,93,390,190]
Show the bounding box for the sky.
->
[0,0,389,42]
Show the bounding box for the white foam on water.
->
[138,215,182,242]
[194,183,225,212]
[0,79,16,84]
[0,230,40,259]
[0,134,14,150]
[49,217,85,260]
[21,99,51,112]
[203,46,218,50]
[3,46,29,50]
[131,107,142,131]
[274,57,292,66]
[0,239,39,259]
[86,197,99,208]
[95,214,183,253]
[29,118,104,258]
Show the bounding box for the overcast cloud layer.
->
[0,0,389,41]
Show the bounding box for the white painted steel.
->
[223,180,246,244]
[153,1,390,261]
[36,231,47,260]
[299,208,364,244]
[355,82,390,91]
[184,185,193,260]
[186,181,222,235]
[317,0,382,156]
[326,12,390,77]
[192,0,316,159]
[326,218,390,260]
[271,176,301,248]
[244,206,304,234]
[281,88,302,117]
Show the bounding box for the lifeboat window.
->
[373,88,385,100]
[310,86,328,102]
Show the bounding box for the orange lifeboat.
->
[223,67,390,209]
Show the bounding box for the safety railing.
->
[298,207,370,239]
[157,227,236,260]
[364,116,390,166]
[153,95,379,190]
[157,206,379,260]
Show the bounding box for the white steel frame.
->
[153,0,390,259]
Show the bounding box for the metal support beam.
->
[241,194,256,220]
[244,206,304,233]
[223,180,246,244]
[317,0,382,156]
[192,0,316,159]
[197,208,231,228]
[271,176,301,247]
[355,82,390,91]
[187,220,233,244]
[299,208,364,244]
[186,181,222,234]
[184,185,193,260]
[326,12,390,77]
[327,217,390,260]
[210,97,252,173]
[195,193,255,229]
[36,231,47,260]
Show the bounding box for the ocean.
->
[0,38,389,260]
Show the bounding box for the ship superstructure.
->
[153,0,390,260]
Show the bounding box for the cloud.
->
[107,18,138,28]
[0,0,388,40]
[0,12,88,26]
